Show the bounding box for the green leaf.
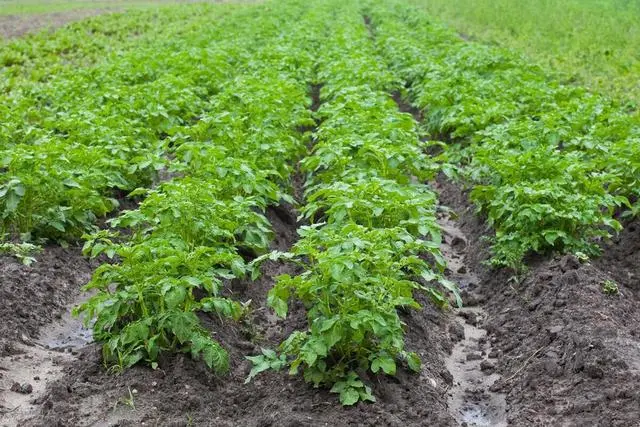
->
[340,387,360,406]
[406,352,421,372]
[165,287,186,310]
[5,191,22,212]
[261,348,277,359]
[245,356,272,384]
[268,295,288,318]
[63,178,81,189]
[371,356,396,375]
[13,182,25,197]
[49,221,66,233]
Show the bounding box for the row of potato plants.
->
[0,4,240,79]
[0,5,251,244]
[249,2,460,405]
[76,2,315,372]
[367,0,640,269]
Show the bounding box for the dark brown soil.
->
[596,219,640,294]
[0,247,94,347]
[436,177,640,427]
[4,177,639,427]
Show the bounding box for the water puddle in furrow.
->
[37,306,93,352]
[1,297,91,425]
[438,209,507,427]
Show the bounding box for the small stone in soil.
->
[449,322,465,341]
[10,381,33,394]
[489,381,504,392]
[466,352,483,361]
[480,360,495,372]
[488,349,501,359]
[547,325,563,340]
[559,255,580,272]
[584,364,605,379]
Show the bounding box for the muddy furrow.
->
[0,247,94,424]
[383,63,507,426]
[438,209,507,427]
[436,178,640,426]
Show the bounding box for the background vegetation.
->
[5,0,639,106]
[411,0,640,104]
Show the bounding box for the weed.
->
[602,280,619,296]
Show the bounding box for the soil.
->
[0,10,111,39]
[0,247,94,345]
[438,211,507,426]
[596,219,640,294]
[0,247,94,424]
[5,179,639,427]
[436,177,640,427]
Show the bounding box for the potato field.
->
[1,0,639,426]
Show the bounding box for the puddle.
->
[438,211,480,289]
[1,296,91,426]
[445,308,507,427]
[438,210,507,427]
[37,308,93,352]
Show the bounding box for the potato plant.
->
[0,6,244,242]
[5,0,636,410]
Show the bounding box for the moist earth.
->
[436,178,640,427]
[0,247,94,347]
[0,247,94,424]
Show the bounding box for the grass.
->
[411,0,640,104]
